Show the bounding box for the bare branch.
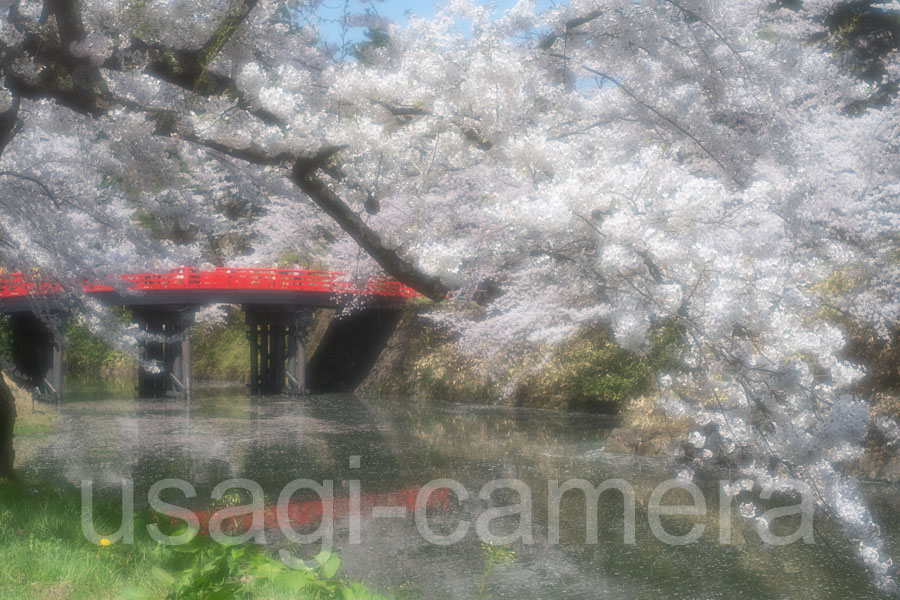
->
[291,147,450,302]
[371,98,430,117]
[0,171,60,205]
[103,1,280,124]
[583,65,739,184]
[538,9,604,50]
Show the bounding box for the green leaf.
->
[250,560,285,580]
[275,569,314,592]
[337,587,357,600]
[321,553,341,579]
[206,584,242,600]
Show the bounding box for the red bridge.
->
[0,267,417,400]
[0,267,420,303]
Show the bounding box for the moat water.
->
[15,389,900,599]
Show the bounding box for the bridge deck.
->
[0,267,420,312]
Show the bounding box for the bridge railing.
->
[364,278,422,298]
[0,272,64,298]
[0,268,422,299]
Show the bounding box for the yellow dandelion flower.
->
[100,538,111,546]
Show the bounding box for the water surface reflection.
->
[17,392,900,599]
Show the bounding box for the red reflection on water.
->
[171,487,453,535]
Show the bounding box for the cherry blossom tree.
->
[1,0,898,589]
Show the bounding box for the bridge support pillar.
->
[245,306,311,395]
[133,307,194,399]
[7,312,65,401]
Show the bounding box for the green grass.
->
[0,481,167,599]
[12,422,54,437]
[515,322,684,412]
[0,480,387,599]
[191,308,249,382]
[64,319,135,379]
[6,375,58,438]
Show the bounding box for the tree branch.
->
[371,98,430,118]
[110,96,293,165]
[0,86,21,157]
[45,0,87,47]
[0,171,60,205]
[2,0,109,115]
[291,147,450,302]
[370,100,493,150]
[583,65,739,184]
[0,171,117,227]
[538,9,604,50]
[103,1,282,125]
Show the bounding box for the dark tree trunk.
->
[292,151,450,302]
[0,375,16,480]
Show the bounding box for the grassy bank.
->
[64,320,135,380]
[191,307,249,383]
[4,374,57,438]
[364,307,683,414]
[0,479,387,599]
[0,480,164,600]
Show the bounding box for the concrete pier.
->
[6,312,65,401]
[132,307,194,399]
[245,306,311,395]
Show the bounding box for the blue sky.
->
[317,0,559,45]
